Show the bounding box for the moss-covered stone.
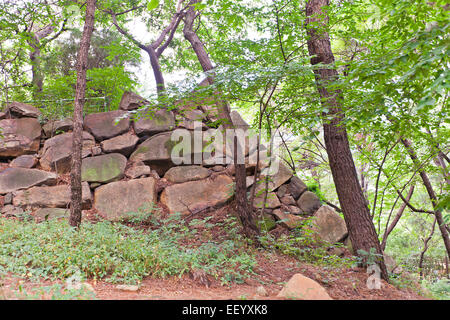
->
[81,153,127,184]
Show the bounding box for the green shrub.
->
[0,214,256,285]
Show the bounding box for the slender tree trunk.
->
[305,0,388,281]
[401,138,450,258]
[70,0,96,228]
[183,2,257,236]
[419,217,437,278]
[28,37,43,100]
[381,185,415,250]
[146,46,166,96]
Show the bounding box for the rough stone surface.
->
[280,195,296,206]
[164,165,210,183]
[119,91,149,111]
[10,155,38,168]
[84,110,130,141]
[34,208,69,221]
[94,178,157,221]
[0,168,57,194]
[277,274,332,300]
[13,182,92,209]
[0,118,42,157]
[130,132,175,175]
[39,132,95,173]
[287,205,301,215]
[272,209,303,229]
[178,110,207,130]
[230,111,250,130]
[3,193,12,204]
[160,175,234,215]
[100,132,139,156]
[257,163,293,192]
[297,191,321,215]
[288,176,308,199]
[42,119,73,137]
[81,153,127,184]
[5,102,41,118]
[1,205,24,216]
[133,109,175,136]
[255,286,268,297]
[116,284,139,292]
[253,192,281,209]
[311,206,348,243]
[125,164,151,179]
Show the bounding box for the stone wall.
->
[0,92,348,243]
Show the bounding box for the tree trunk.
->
[305,0,389,281]
[70,0,96,228]
[381,185,415,250]
[146,46,166,96]
[401,138,450,258]
[29,41,43,99]
[183,2,257,236]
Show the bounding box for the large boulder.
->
[42,119,73,137]
[311,206,348,244]
[256,163,293,192]
[81,153,127,184]
[253,192,281,209]
[130,132,175,175]
[125,164,151,179]
[297,191,321,215]
[94,177,157,221]
[34,208,69,221]
[84,110,130,141]
[230,110,250,130]
[160,175,234,215]
[0,118,42,157]
[272,209,303,230]
[163,165,210,183]
[5,102,41,118]
[277,274,332,300]
[0,168,57,194]
[39,132,95,173]
[288,176,308,199]
[100,132,139,156]
[133,109,175,136]
[119,91,149,111]
[13,182,92,209]
[10,155,38,168]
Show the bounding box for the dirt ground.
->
[0,249,427,300]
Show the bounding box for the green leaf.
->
[147,0,160,11]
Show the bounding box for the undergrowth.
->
[257,218,354,269]
[0,212,256,285]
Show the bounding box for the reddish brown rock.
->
[5,101,41,118]
[84,110,130,141]
[39,132,95,173]
[94,178,157,221]
[0,118,41,157]
[277,274,332,300]
[160,175,234,215]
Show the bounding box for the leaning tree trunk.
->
[305,0,389,281]
[401,138,450,259]
[183,2,258,237]
[70,0,96,228]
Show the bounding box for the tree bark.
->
[183,2,257,236]
[401,138,450,258]
[70,0,96,228]
[305,0,389,280]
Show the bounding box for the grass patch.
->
[0,214,256,285]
